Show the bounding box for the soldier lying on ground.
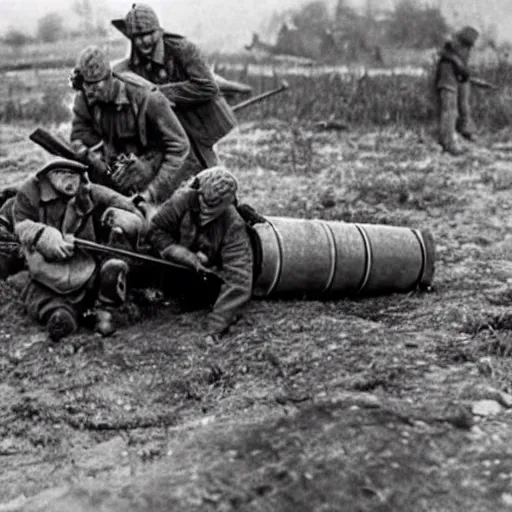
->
[13,159,146,341]
[148,166,253,343]
[434,26,479,156]
[69,45,190,205]
[111,3,237,176]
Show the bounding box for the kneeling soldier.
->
[14,160,145,341]
[148,166,253,341]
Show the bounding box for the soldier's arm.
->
[143,92,190,204]
[70,94,102,149]
[148,189,190,254]
[13,182,47,249]
[207,220,253,336]
[159,39,219,105]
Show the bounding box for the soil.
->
[2,122,512,511]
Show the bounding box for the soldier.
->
[13,159,146,341]
[148,166,253,342]
[111,3,237,177]
[0,190,25,279]
[435,26,479,155]
[70,45,190,205]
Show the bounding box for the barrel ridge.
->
[316,220,338,293]
[265,219,285,295]
[354,224,373,294]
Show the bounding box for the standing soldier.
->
[435,26,479,155]
[111,3,237,176]
[70,45,190,205]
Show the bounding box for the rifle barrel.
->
[74,238,224,284]
[232,80,290,112]
[74,238,189,271]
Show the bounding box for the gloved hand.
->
[161,244,207,272]
[36,227,75,261]
[111,154,154,194]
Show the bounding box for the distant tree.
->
[73,0,94,35]
[3,28,31,49]
[386,0,448,49]
[292,2,331,32]
[37,13,66,43]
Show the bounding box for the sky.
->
[1,0,512,50]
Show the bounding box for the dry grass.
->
[2,92,512,510]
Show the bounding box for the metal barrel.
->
[252,217,435,298]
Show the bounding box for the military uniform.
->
[435,26,479,155]
[0,197,25,279]
[13,161,144,340]
[70,46,190,205]
[112,4,237,176]
[148,168,253,336]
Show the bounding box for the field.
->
[3,48,512,510]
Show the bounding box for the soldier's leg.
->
[23,280,80,341]
[456,81,477,140]
[438,88,463,155]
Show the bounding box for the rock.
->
[502,493,512,507]
[472,399,502,417]
[476,358,493,377]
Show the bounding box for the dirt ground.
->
[2,120,512,511]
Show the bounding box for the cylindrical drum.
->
[252,217,435,298]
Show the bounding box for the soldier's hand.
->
[37,227,74,261]
[85,150,110,177]
[111,156,154,193]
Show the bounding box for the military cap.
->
[196,166,238,207]
[454,26,479,47]
[124,3,161,37]
[76,46,111,83]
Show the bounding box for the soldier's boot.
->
[98,258,129,306]
[456,81,477,142]
[47,308,78,342]
[94,309,115,337]
[439,89,465,155]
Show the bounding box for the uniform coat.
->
[149,187,253,335]
[113,32,237,169]
[71,76,190,204]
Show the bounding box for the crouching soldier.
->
[13,159,146,341]
[70,45,190,205]
[148,166,253,341]
[111,3,237,175]
[435,26,479,155]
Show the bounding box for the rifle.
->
[232,80,290,113]
[29,128,104,163]
[469,77,498,90]
[74,238,224,286]
[0,235,223,287]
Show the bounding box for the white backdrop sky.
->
[1,0,511,50]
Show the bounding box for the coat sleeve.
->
[90,184,143,217]
[13,182,47,249]
[144,92,190,204]
[147,189,190,254]
[70,93,102,148]
[207,220,253,335]
[159,38,219,105]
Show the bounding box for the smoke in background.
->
[0,0,511,50]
